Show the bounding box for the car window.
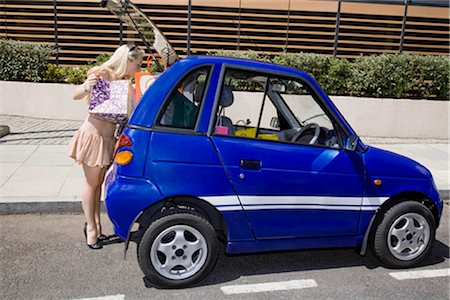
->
[158,66,211,129]
[213,68,340,148]
[273,78,332,129]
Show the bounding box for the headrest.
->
[193,81,205,103]
[220,85,234,108]
[194,83,234,108]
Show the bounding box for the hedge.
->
[273,53,351,95]
[350,54,449,99]
[43,64,90,85]
[1,40,448,100]
[0,39,54,82]
[212,51,449,100]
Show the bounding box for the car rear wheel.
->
[373,201,435,268]
[137,210,219,288]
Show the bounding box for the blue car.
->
[105,56,443,288]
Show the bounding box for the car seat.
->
[216,85,235,135]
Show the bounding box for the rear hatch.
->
[101,0,179,69]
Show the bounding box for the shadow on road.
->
[143,238,449,289]
[101,235,124,246]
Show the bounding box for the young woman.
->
[69,44,143,249]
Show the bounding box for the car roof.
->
[176,55,309,78]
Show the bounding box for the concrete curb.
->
[0,191,448,215]
[0,197,106,215]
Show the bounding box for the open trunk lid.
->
[101,0,179,68]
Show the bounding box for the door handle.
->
[240,159,261,170]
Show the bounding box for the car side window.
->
[157,66,211,129]
[213,68,340,148]
[213,69,273,139]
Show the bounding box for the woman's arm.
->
[72,66,114,100]
[73,74,99,100]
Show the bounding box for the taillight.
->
[114,133,132,157]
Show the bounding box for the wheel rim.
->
[387,212,430,261]
[150,224,208,280]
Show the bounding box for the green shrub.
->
[42,63,66,83]
[273,53,333,89]
[406,55,449,100]
[65,66,90,84]
[273,53,352,95]
[349,54,449,100]
[349,54,416,98]
[43,53,113,84]
[209,50,270,62]
[43,64,89,85]
[3,41,448,101]
[0,39,53,82]
[95,53,111,65]
[213,51,448,100]
[325,58,352,95]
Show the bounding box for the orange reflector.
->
[374,179,382,186]
[115,151,133,165]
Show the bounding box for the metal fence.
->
[1,0,449,66]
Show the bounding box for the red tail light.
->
[114,134,132,157]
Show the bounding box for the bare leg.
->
[94,167,107,237]
[82,164,104,245]
[94,187,102,236]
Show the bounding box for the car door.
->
[144,66,237,203]
[210,67,365,239]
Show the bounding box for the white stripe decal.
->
[389,268,450,280]
[363,196,389,206]
[220,279,317,295]
[361,206,380,211]
[202,196,241,206]
[240,196,362,206]
[243,205,362,211]
[216,206,243,211]
[201,195,387,212]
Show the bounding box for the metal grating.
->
[1,0,448,66]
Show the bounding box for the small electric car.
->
[105,56,443,288]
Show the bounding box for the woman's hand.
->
[73,74,99,100]
[83,74,99,93]
[73,67,110,100]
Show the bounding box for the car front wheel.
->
[138,210,219,288]
[373,201,436,268]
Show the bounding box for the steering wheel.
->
[290,123,321,144]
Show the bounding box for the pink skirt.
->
[68,114,117,168]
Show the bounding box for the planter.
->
[0,81,86,121]
[1,81,448,139]
[331,96,449,140]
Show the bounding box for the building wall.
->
[1,0,449,66]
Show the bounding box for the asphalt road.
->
[1,203,449,300]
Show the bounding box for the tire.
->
[137,210,219,288]
[373,201,435,268]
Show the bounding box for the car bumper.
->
[105,167,162,239]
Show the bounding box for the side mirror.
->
[344,135,359,151]
[270,117,280,129]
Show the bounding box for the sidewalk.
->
[0,115,449,214]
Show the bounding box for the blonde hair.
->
[85,44,143,103]
[88,44,143,80]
